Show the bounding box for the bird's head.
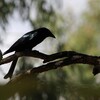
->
[38,27,56,38]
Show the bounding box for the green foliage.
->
[0,0,15,28]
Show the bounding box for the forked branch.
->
[0,50,100,82]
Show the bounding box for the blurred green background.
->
[0,0,100,100]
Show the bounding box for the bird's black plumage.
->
[3,27,55,79]
[3,27,55,55]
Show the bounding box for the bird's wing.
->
[22,31,37,40]
[11,31,38,49]
[4,31,38,54]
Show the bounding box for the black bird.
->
[3,27,55,79]
[3,27,55,55]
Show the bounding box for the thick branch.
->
[1,50,48,65]
[29,54,100,75]
[1,50,100,83]
[6,50,100,84]
[1,50,100,65]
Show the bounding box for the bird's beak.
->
[51,34,56,38]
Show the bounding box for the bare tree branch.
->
[4,58,18,79]
[1,50,48,65]
[0,50,98,84]
[1,50,100,65]
[0,50,100,84]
